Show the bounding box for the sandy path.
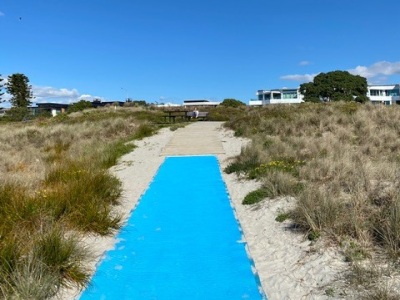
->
[59,123,348,300]
[161,121,225,156]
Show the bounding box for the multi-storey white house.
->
[249,88,304,106]
[250,84,400,106]
[367,84,400,105]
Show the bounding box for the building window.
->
[386,89,399,96]
[272,93,281,99]
[258,94,263,100]
[282,91,298,99]
[370,90,380,96]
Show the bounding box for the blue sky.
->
[1,0,400,106]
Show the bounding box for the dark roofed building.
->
[91,100,125,108]
[37,103,69,116]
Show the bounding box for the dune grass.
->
[0,106,161,299]
[223,102,400,297]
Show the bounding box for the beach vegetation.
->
[275,213,290,223]
[223,102,400,296]
[0,106,162,298]
[242,188,271,205]
[324,287,335,297]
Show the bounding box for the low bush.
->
[242,188,272,205]
[1,256,59,300]
[133,123,157,140]
[248,157,305,179]
[33,227,90,288]
[225,146,261,175]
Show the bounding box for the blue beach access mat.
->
[80,156,266,300]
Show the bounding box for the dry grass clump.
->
[224,102,400,295]
[0,106,161,299]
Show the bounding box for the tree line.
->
[0,70,373,114]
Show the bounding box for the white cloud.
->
[33,86,80,99]
[280,73,319,82]
[0,82,110,107]
[299,60,311,66]
[32,86,107,104]
[348,61,400,79]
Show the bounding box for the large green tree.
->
[300,71,368,103]
[5,73,33,107]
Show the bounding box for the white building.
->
[367,84,400,105]
[156,102,181,108]
[250,84,400,106]
[182,99,220,107]
[249,88,304,106]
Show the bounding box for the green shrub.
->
[0,237,20,278]
[248,157,305,179]
[307,230,320,241]
[133,123,156,140]
[5,257,59,300]
[275,213,290,223]
[101,141,136,169]
[234,128,244,137]
[225,147,260,175]
[45,163,122,234]
[344,242,369,262]
[33,228,90,288]
[242,188,272,205]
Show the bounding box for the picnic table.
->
[162,110,189,123]
[162,110,209,123]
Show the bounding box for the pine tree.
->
[5,73,33,107]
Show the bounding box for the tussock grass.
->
[224,103,400,296]
[0,106,161,298]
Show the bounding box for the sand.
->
[58,122,349,300]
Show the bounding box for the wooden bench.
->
[162,110,189,123]
[185,111,209,121]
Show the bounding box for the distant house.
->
[156,102,180,108]
[91,100,125,108]
[182,99,220,107]
[367,84,400,105]
[250,84,400,106]
[249,88,304,106]
[37,103,69,116]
